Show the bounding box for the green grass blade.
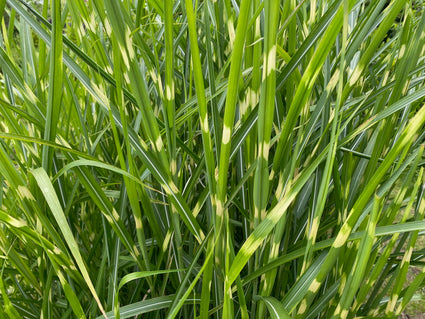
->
[31,167,107,317]
[96,296,200,319]
[41,0,63,172]
[256,296,291,319]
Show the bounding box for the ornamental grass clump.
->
[1,0,425,318]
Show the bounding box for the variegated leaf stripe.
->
[299,101,425,314]
[353,148,423,313]
[164,0,176,176]
[395,180,425,315]
[0,225,41,294]
[184,0,217,201]
[0,144,72,256]
[102,0,205,244]
[184,0,219,315]
[239,217,425,289]
[386,168,424,315]
[271,0,356,181]
[341,0,408,101]
[0,45,45,122]
[0,209,84,287]
[103,0,169,170]
[227,146,329,287]
[255,1,281,316]
[331,194,381,319]
[218,0,252,315]
[301,0,349,275]
[7,0,205,244]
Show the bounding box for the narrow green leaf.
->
[256,296,291,319]
[31,168,107,318]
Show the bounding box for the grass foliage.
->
[1,0,425,318]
